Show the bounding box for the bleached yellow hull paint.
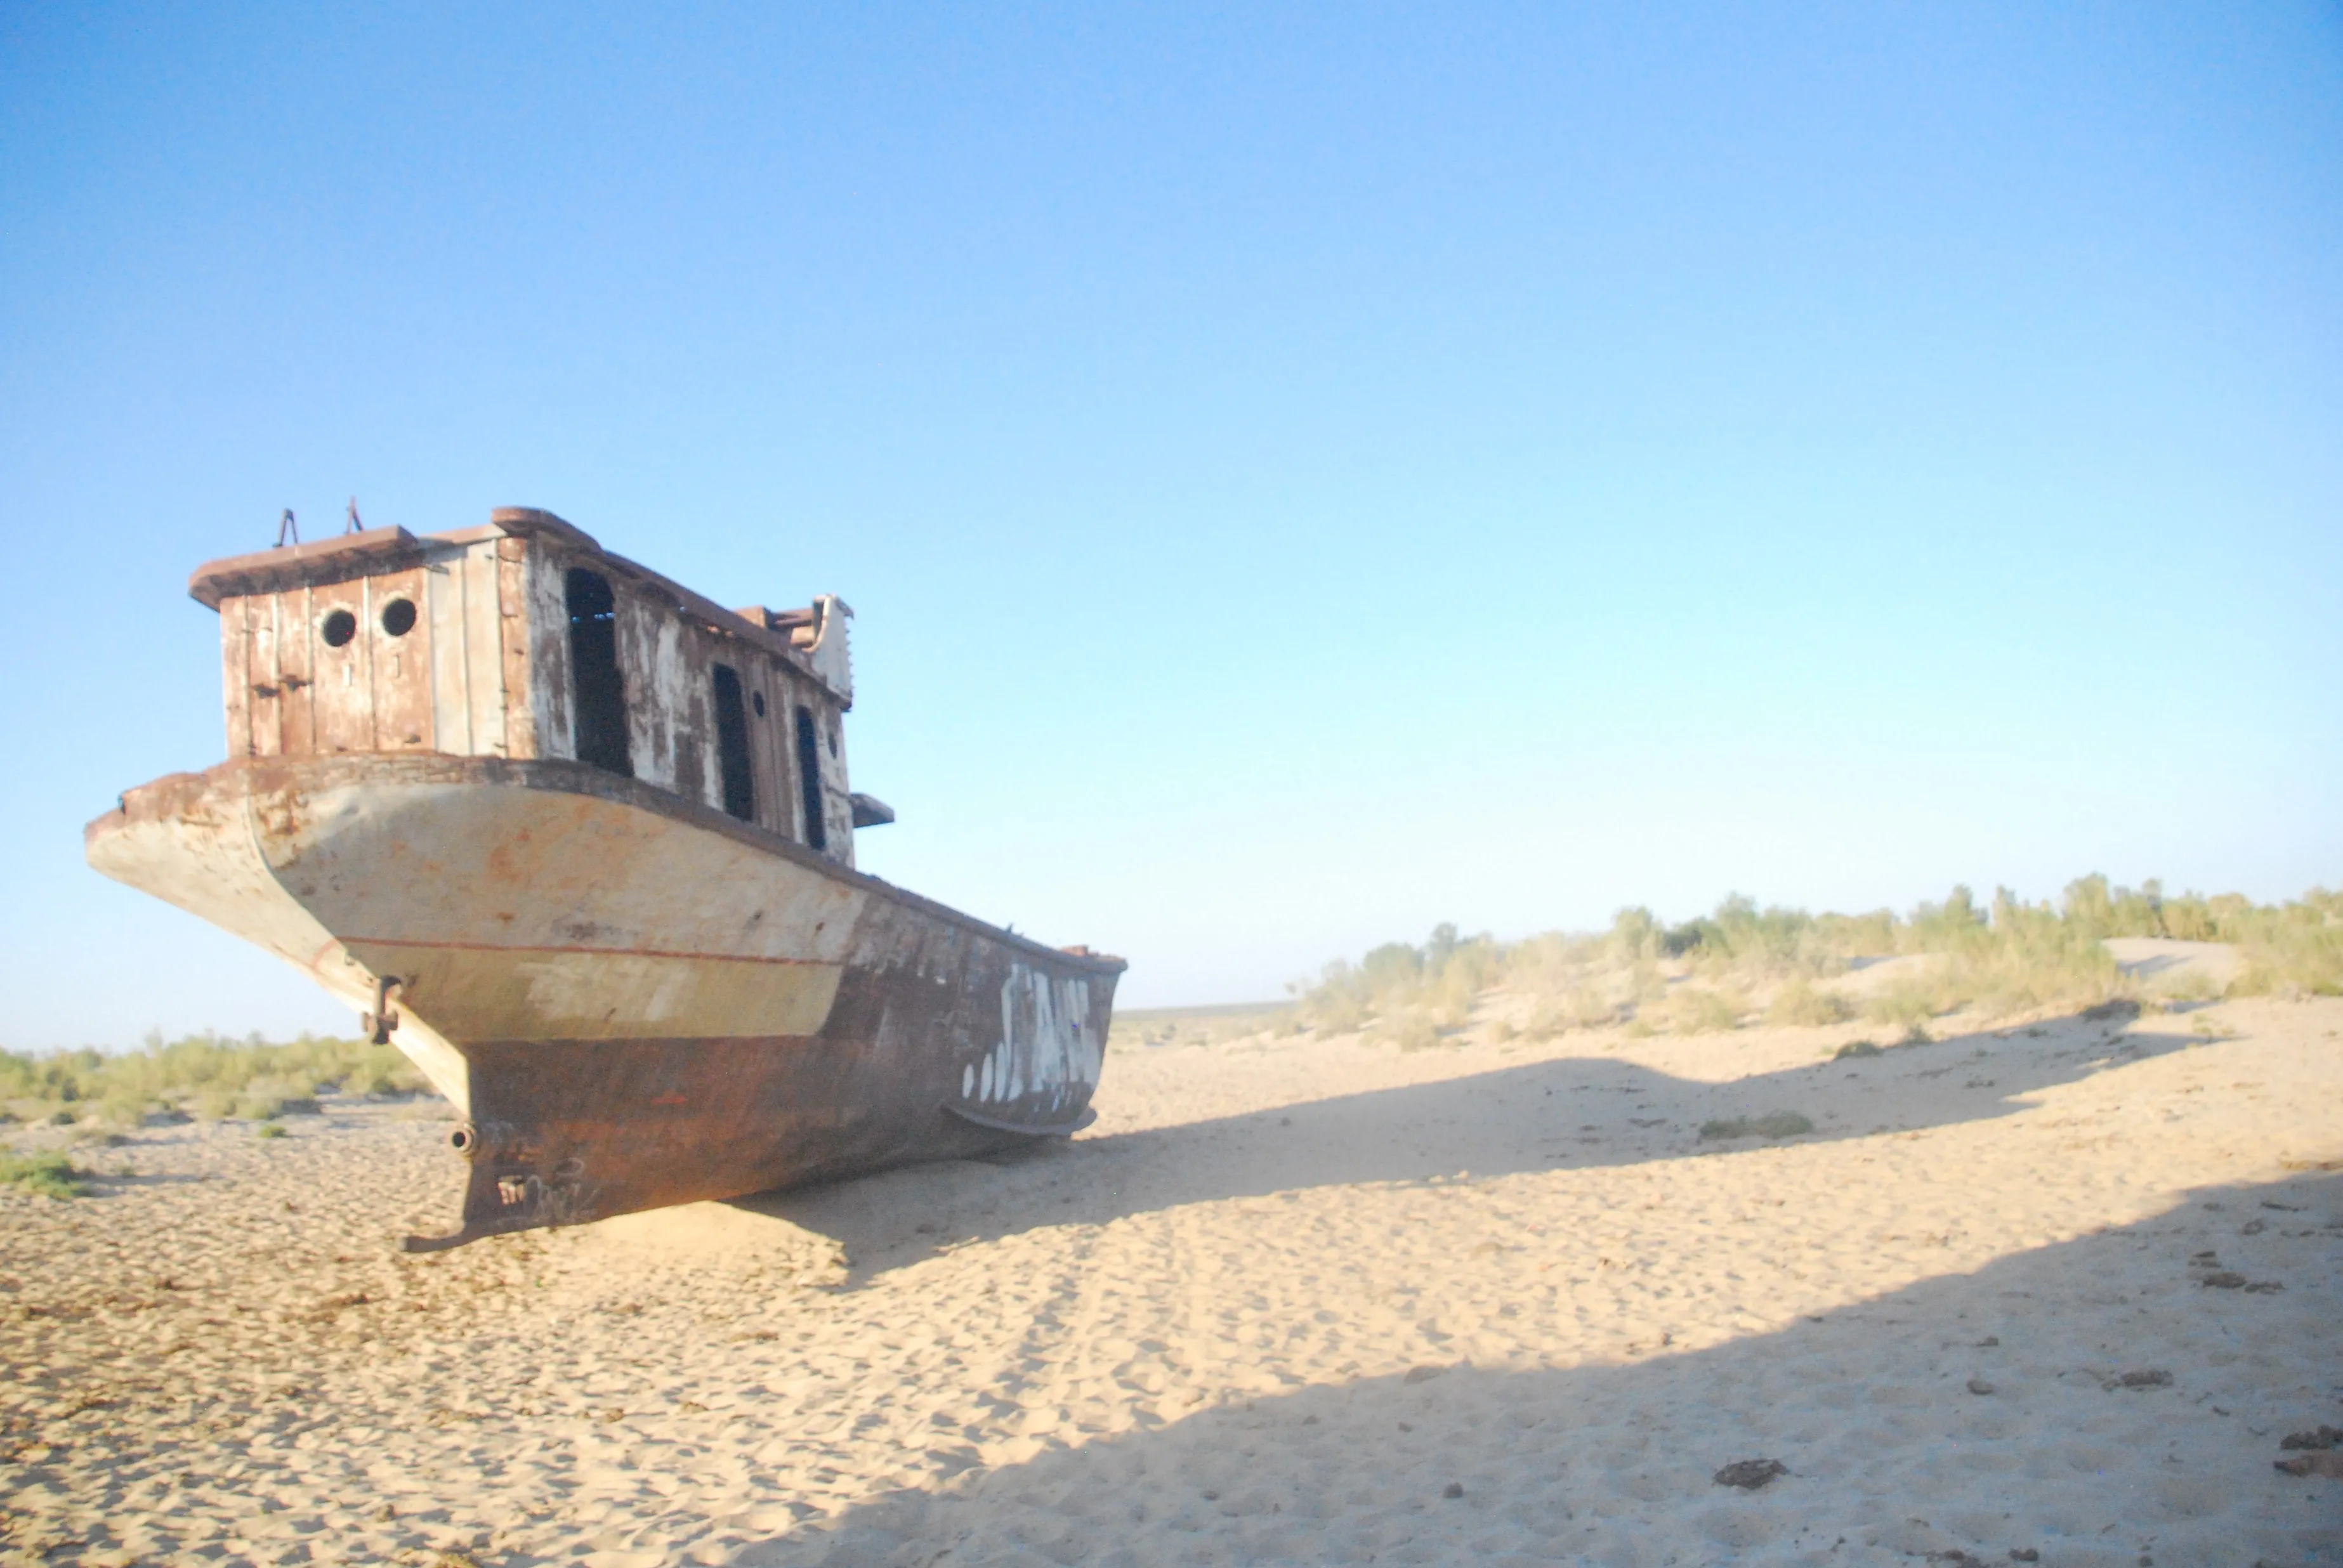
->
[336,941,844,1043]
[85,757,875,1084]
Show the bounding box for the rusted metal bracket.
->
[360,976,403,1045]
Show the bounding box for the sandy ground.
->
[4,995,2340,1567]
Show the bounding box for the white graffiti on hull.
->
[960,964,1101,1113]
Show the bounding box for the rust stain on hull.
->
[88,507,1124,1248]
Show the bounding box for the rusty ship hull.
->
[88,752,1120,1251]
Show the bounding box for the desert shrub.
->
[1608,908,1665,964]
[1296,922,1499,1033]
[1863,985,1940,1028]
[1306,988,1369,1035]
[256,1122,287,1139]
[1426,965,1480,1028]
[1768,981,1852,1027]
[1290,877,2337,1046]
[1565,988,1619,1030]
[2160,894,2219,941]
[1905,885,1988,953]
[1833,1039,1883,1059]
[2220,889,2343,995]
[1,1032,427,1125]
[0,1047,102,1105]
[1813,908,1898,959]
[2057,874,2174,940]
[1379,1011,1441,1052]
[1698,1111,1814,1141]
[1697,895,1814,967]
[2155,970,2222,1002]
[0,1152,88,1198]
[235,1075,320,1120]
[1500,931,1600,996]
[1524,988,1617,1038]
[1665,987,1745,1035]
[1662,915,1716,957]
[93,1088,154,1128]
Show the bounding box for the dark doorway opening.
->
[565,569,632,776]
[711,664,756,822]
[794,705,829,852]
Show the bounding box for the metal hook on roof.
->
[346,497,362,534]
[276,508,299,547]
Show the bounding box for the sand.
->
[3,993,2339,1567]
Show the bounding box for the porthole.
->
[751,691,766,718]
[381,598,417,637]
[321,608,358,648]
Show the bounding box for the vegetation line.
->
[3,1032,430,1138]
[1286,875,2339,1049]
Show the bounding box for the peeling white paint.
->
[976,964,1101,1112]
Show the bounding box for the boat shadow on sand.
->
[740,1003,2205,1284]
[726,1168,2342,1568]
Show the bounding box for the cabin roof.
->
[187,525,434,608]
[188,507,850,703]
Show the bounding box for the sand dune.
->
[3,996,2339,1565]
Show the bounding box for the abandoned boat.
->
[86,506,1123,1250]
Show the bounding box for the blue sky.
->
[3,3,2338,1047]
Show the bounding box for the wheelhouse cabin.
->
[188,506,883,865]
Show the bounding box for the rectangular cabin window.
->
[564,568,633,776]
[793,705,828,852]
[711,663,756,822]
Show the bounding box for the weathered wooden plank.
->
[311,579,372,754]
[747,658,792,838]
[496,538,538,759]
[279,587,317,756]
[427,558,471,755]
[220,596,253,758]
[369,566,433,751]
[527,540,575,762]
[249,595,286,758]
[463,542,506,756]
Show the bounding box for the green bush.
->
[2222,892,2343,995]
[1295,922,1500,1035]
[0,1152,88,1198]
[1290,877,2339,1043]
[1,1031,428,1125]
